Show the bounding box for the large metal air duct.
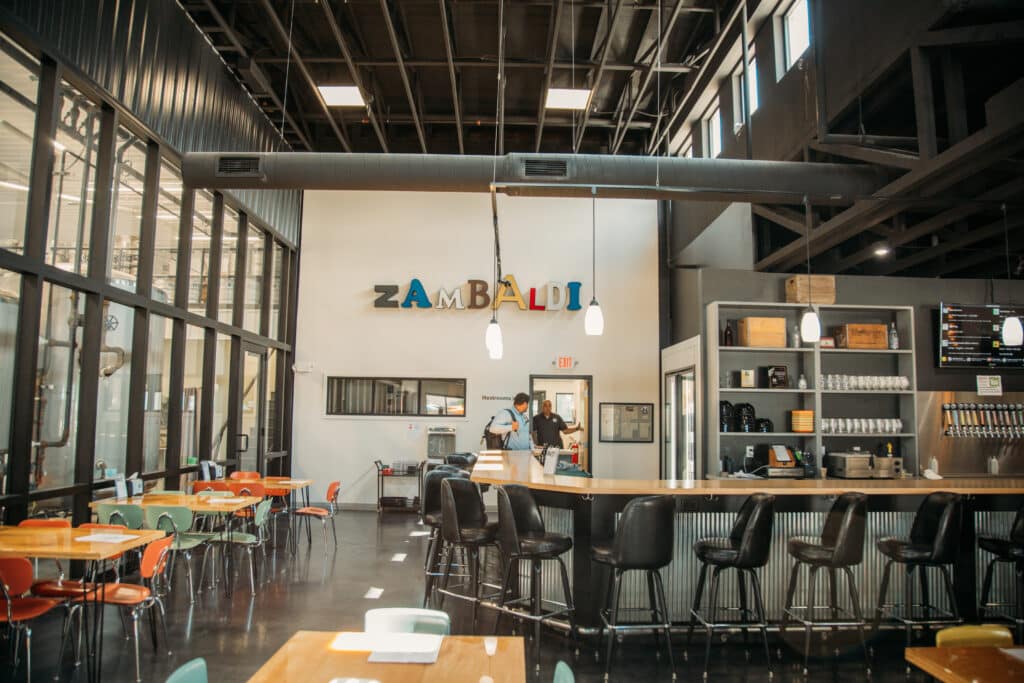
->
[182,153,887,205]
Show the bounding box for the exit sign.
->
[556,356,574,369]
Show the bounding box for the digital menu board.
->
[939,303,1024,368]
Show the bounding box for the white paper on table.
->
[331,632,442,664]
[75,533,137,543]
[473,463,504,471]
[206,497,246,504]
[277,480,305,485]
[1003,648,1024,662]
[475,455,504,462]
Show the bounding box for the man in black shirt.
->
[532,399,583,449]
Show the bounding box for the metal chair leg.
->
[703,567,722,678]
[804,565,819,675]
[920,565,931,618]
[438,545,455,610]
[653,570,677,679]
[603,569,623,681]
[132,608,142,683]
[494,555,515,636]
[781,561,801,639]
[979,558,997,619]
[687,561,708,649]
[531,559,542,672]
[24,626,31,683]
[737,568,750,647]
[748,569,772,678]
[556,556,579,655]
[873,560,893,634]
[903,565,915,649]
[843,566,871,676]
[938,565,959,620]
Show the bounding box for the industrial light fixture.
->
[545,88,591,110]
[317,85,365,107]
[585,187,605,336]
[800,196,821,343]
[485,188,505,359]
[873,242,891,257]
[1001,203,1022,347]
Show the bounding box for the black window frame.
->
[325,377,467,418]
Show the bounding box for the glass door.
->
[663,368,696,479]
[239,344,266,473]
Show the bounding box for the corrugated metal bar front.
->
[976,511,1017,612]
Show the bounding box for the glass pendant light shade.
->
[800,307,821,343]
[584,299,605,336]
[1003,316,1023,347]
[485,318,503,358]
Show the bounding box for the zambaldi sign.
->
[373,275,583,311]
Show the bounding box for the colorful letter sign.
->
[372,275,583,313]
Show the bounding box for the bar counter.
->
[471,452,1024,632]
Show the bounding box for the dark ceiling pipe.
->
[182,152,887,205]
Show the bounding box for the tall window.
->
[783,0,810,71]
[244,227,264,333]
[0,42,38,254]
[143,314,173,473]
[733,54,759,130]
[189,192,215,316]
[705,104,722,158]
[152,162,182,304]
[270,243,284,339]
[0,270,20,494]
[108,130,147,291]
[94,301,133,478]
[181,324,204,466]
[210,333,230,460]
[218,208,238,324]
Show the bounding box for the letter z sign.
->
[373,285,400,308]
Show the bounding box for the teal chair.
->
[96,503,144,529]
[364,608,451,635]
[158,490,187,495]
[166,657,207,683]
[208,500,272,594]
[553,661,574,683]
[145,505,213,603]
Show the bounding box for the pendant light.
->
[1001,203,1023,347]
[585,187,604,336]
[485,189,504,359]
[800,196,821,343]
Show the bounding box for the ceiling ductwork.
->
[183,153,887,205]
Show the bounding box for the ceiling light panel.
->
[545,88,591,110]
[317,86,365,107]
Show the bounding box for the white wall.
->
[293,191,660,506]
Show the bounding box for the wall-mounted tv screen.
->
[939,303,1024,368]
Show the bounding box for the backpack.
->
[482,409,517,449]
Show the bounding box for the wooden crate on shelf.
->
[833,323,888,349]
[785,275,836,304]
[737,317,787,347]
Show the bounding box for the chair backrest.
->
[165,657,208,683]
[253,499,273,528]
[730,493,775,569]
[495,486,522,556]
[611,495,675,569]
[0,557,34,597]
[936,624,1013,648]
[820,492,867,567]
[553,661,575,683]
[192,481,229,493]
[445,453,477,468]
[96,503,144,529]
[1011,503,1024,545]
[364,608,451,635]
[18,518,71,528]
[229,471,260,481]
[504,484,546,536]
[145,505,194,534]
[325,481,341,505]
[140,535,175,580]
[227,482,265,497]
[440,478,486,544]
[909,492,963,564]
[421,469,457,518]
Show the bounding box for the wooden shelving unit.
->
[707,301,918,477]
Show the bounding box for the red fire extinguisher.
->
[570,441,580,464]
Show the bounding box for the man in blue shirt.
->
[488,392,534,450]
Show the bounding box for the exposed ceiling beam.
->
[307,113,654,129]
[611,0,689,154]
[254,57,695,72]
[878,212,1024,275]
[380,0,428,152]
[752,204,807,236]
[808,141,920,170]
[438,0,464,154]
[920,231,1024,277]
[199,0,310,151]
[918,20,1024,47]
[320,0,389,152]
[573,0,626,152]
[832,176,1024,272]
[534,0,563,152]
[256,0,352,152]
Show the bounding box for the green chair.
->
[166,657,207,683]
[144,505,213,603]
[195,490,231,497]
[553,661,574,683]
[158,490,187,495]
[363,608,451,635]
[96,503,144,529]
[207,499,272,594]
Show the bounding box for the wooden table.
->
[91,493,263,514]
[233,477,313,493]
[248,631,526,683]
[906,646,1024,682]
[0,526,164,559]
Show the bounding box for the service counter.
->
[472,452,1024,631]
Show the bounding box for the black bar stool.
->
[978,503,1024,641]
[686,493,775,679]
[493,485,577,672]
[873,491,964,662]
[591,495,676,681]
[438,477,497,629]
[421,468,469,607]
[780,492,870,676]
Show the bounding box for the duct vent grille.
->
[217,156,262,177]
[523,158,569,178]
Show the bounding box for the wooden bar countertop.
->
[470,451,1024,496]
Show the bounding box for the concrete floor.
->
[6,511,939,682]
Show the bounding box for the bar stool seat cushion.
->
[519,531,572,558]
[590,541,616,565]
[693,538,741,565]
[457,522,497,545]
[31,580,100,598]
[423,513,442,528]
[978,535,1024,560]
[787,539,839,565]
[876,537,934,563]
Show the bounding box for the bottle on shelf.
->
[888,322,899,350]
[988,454,1000,475]
[797,373,808,390]
[790,324,800,348]
[723,321,734,347]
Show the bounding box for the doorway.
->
[238,343,267,474]
[528,375,592,472]
[661,336,702,479]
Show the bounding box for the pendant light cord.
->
[278,0,297,137]
[1004,202,1013,306]
[655,0,661,185]
[591,186,597,300]
[803,195,813,308]
[490,0,505,323]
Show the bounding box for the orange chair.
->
[95,534,175,682]
[227,482,265,498]
[0,558,62,681]
[229,471,260,481]
[294,481,340,549]
[192,480,228,493]
[262,477,292,547]
[18,518,71,579]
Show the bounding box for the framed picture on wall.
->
[555,393,576,422]
[599,403,654,443]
